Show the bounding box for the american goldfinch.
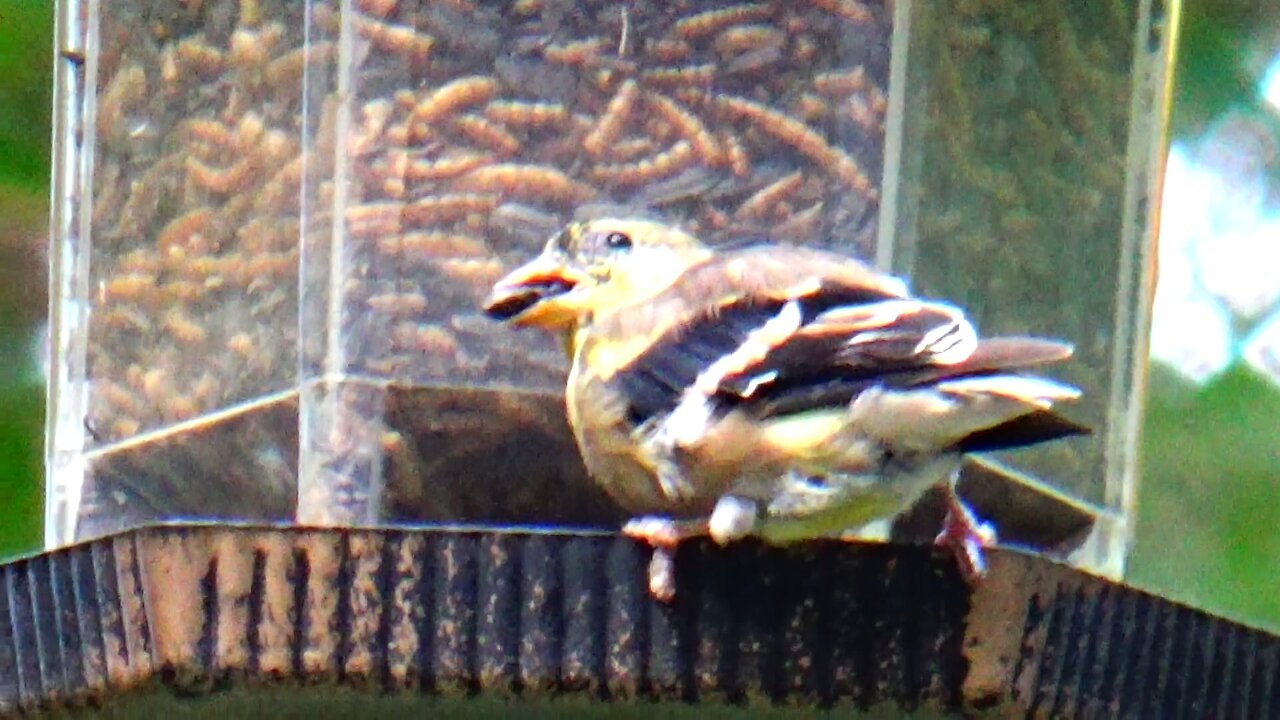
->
[484,218,1086,599]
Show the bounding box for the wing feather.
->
[599,245,907,424]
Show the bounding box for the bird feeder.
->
[46,0,1175,582]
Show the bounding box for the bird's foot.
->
[622,515,710,602]
[708,495,759,545]
[934,491,998,584]
[622,515,709,549]
[623,495,759,602]
[619,515,711,599]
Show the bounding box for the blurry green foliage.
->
[0,2,53,190]
[1168,0,1262,135]
[1130,365,1280,632]
[0,0,51,557]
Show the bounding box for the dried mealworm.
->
[227,332,255,357]
[234,111,266,153]
[584,79,639,158]
[117,248,163,275]
[483,100,569,128]
[109,155,178,239]
[646,38,692,63]
[591,140,695,187]
[259,129,295,165]
[412,76,497,124]
[354,15,434,60]
[713,24,785,57]
[792,93,829,121]
[608,136,658,163]
[356,0,398,17]
[175,38,224,77]
[264,43,335,91]
[392,322,460,355]
[390,88,416,111]
[645,92,721,166]
[410,326,460,355]
[382,177,408,199]
[435,257,505,286]
[449,114,521,156]
[808,0,874,23]
[813,66,869,96]
[350,99,395,156]
[641,64,716,89]
[228,29,269,72]
[236,216,285,253]
[163,310,209,346]
[367,292,429,317]
[403,194,499,225]
[96,64,147,141]
[725,46,784,75]
[406,119,435,146]
[378,230,488,259]
[101,306,153,333]
[715,95,873,195]
[674,4,773,40]
[791,34,819,65]
[382,122,409,147]
[184,254,239,281]
[735,170,804,220]
[414,231,489,257]
[240,250,298,283]
[347,202,406,238]
[110,418,142,440]
[257,155,303,213]
[185,155,258,195]
[771,200,826,241]
[455,164,598,204]
[844,94,881,132]
[156,207,219,253]
[163,395,200,423]
[102,273,158,304]
[398,152,491,182]
[543,38,609,66]
[184,118,237,152]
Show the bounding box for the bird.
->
[483,217,1087,599]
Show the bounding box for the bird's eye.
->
[604,232,633,250]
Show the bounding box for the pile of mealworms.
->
[82,0,890,446]
[72,0,890,532]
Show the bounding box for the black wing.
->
[612,292,975,425]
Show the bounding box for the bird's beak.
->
[483,253,591,328]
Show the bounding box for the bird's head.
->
[483,217,712,330]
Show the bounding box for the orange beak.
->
[482,253,591,329]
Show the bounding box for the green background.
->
[1,0,1278,630]
[0,1,50,556]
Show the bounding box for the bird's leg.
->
[934,482,997,583]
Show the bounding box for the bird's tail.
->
[848,337,1089,453]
